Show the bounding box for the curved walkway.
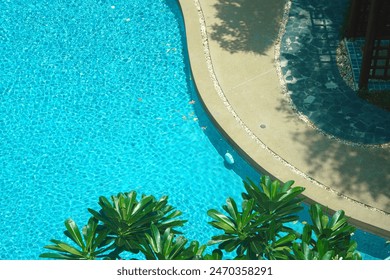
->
[178,0,390,237]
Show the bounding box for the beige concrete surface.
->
[177,0,390,237]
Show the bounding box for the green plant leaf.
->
[82,217,99,250]
[204,249,223,260]
[208,234,235,245]
[220,239,241,252]
[64,219,85,250]
[270,179,280,201]
[39,253,75,260]
[281,180,295,192]
[52,241,84,257]
[207,209,236,232]
[224,198,239,225]
[241,199,255,225]
[310,204,323,233]
[274,233,296,247]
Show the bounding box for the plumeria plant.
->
[40,176,362,260]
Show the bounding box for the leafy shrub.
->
[40,176,361,260]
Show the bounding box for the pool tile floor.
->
[345,38,390,91]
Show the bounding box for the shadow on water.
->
[210,0,287,54]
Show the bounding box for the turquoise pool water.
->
[0,0,249,259]
[0,0,388,260]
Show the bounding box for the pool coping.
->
[177,0,390,238]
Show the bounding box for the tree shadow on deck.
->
[210,0,287,54]
[275,88,390,215]
[301,127,390,213]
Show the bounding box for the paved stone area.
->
[279,0,390,144]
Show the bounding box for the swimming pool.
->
[0,0,387,260]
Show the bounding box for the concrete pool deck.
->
[177,0,390,238]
